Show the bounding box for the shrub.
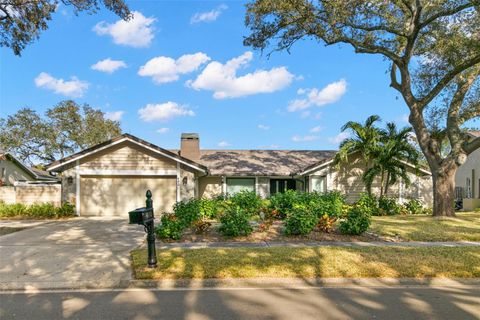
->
[284,206,318,236]
[0,202,75,218]
[378,196,402,215]
[155,214,184,240]
[173,199,201,227]
[219,206,253,236]
[228,190,262,217]
[355,194,379,216]
[315,191,345,218]
[404,199,424,215]
[199,198,223,219]
[0,202,27,217]
[317,214,336,233]
[339,206,371,235]
[55,202,75,217]
[268,190,299,219]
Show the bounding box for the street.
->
[1,286,479,320]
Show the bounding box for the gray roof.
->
[197,150,337,176]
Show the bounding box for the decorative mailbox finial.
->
[146,190,152,209]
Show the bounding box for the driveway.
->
[0,218,145,290]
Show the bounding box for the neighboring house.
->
[0,150,60,205]
[46,133,433,217]
[455,131,480,211]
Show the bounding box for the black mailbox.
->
[128,190,157,268]
[129,207,154,225]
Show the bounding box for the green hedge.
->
[0,202,75,218]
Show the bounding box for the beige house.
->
[455,131,480,211]
[0,150,60,205]
[47,133,433,217]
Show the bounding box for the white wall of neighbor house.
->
[0,159,35,186]
[455,148,479,199]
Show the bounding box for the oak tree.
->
[245,0,480,216]
[0,0,130,55]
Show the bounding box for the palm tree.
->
[364,123,419,196]
[333,115,382,194]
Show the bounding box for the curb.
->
[2,277,480,292]
[156,241,480,249]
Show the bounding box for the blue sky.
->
[0,1,411,151]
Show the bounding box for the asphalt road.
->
[1,286,479,320]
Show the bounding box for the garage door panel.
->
[80,176,176,216]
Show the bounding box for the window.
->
[270,179,296,195]
[311,176,326,193]
[466,178,472,198]
[226,178,255,195]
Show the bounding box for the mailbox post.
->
[129,190,157,268]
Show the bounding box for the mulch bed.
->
[159,220,382,243]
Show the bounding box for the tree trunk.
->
[431,168,457,217]
[379,169,385,197]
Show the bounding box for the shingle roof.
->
[196,150,337,176]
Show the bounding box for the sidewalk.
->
[156,240,480,249]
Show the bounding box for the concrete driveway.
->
[0,218,145,290]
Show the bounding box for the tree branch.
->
[419,54,480,109]
[420,2,480,29]
[464,137,480,155]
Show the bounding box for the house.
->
[46,133,433,217]
[455,131,480,211]
[0,150,60,205]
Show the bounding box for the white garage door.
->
[80,175,176,216]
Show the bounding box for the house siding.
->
[79,141,177,170]
[257,177,270,198]
[308,154,433,206]
[198,177,222,198]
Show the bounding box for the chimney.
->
[180,133,200,161]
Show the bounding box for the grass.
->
[131,246,480,280]
[370,211,480,241]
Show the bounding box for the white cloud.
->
[257,124,270,130]
[157,127,170,134]
[292,135,319,142]
[399,114,409,123]
[138,52,210,84]
[138,102,195,122]
[91,58,127,73]
[105,111,124,121]
[288,79,347,112]
[187,51,294,99]
[310,126,323,133]
[218,141,231,147]
[93,11,155,48]
[34,72,89,98]
[190,4,228,24]
[329,132,351,144]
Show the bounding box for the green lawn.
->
[370,211,480,242]
[131,246,480,280]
